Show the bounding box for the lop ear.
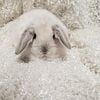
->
[15,27,35,55]
[52,24,71,49]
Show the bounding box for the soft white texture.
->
[0,10,100,100]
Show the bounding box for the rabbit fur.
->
[15,9,71,62]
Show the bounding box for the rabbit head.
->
[15,24,71,62]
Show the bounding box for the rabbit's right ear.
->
[52,24,71,49]
[15,27,36,55]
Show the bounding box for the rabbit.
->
[15,9,71,63]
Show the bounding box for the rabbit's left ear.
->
[15,27,35,55]
[52,24,71,49]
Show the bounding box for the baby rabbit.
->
[15,9,71,62]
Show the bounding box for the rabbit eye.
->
[53,34,56,39]
[33,33,36,39]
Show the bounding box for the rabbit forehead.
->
[35,25,53,40]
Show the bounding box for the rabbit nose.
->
[41,46,48,54]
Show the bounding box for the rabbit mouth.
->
[39,54,50,59]
[39,54,58,60]
[41,55,48,59]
